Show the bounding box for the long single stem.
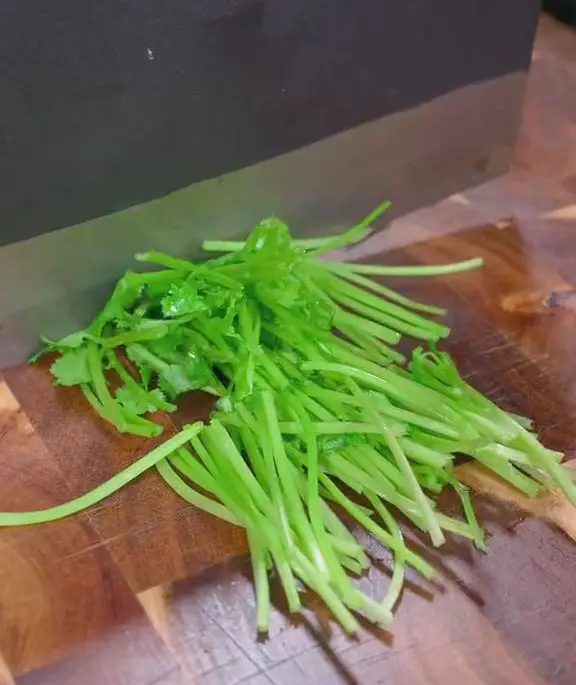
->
[0,424,203,526]
[306,200,390,257]
[323,257,483,277]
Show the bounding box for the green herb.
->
[3,204,574,635]
[50,347,92,386]
[0,423,202,526]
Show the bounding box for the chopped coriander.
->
[2,204,573,636]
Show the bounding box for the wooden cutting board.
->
[1,219,576,685]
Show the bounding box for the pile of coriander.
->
[2,204,574,633]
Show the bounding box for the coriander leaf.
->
[162,282,207,318]
[126,343,213,398]
[146,327,191,357]
[114,386,147,415]
[146,280,175,301]
[202,286,232,311]
[115,386,175,415]
[50,347,92,386]
[215,396,233,413]
[179,351,214,386]
[30,330,88,363]
[158,365,202,397]
[101,322,171,348]
[88,269,177,335]
[42,330,87,349]
[243,217,294,256]
[159,351,216,398]
[148,332,225,384]
[125,343,160,387]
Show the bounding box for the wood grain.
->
[1,15,576,683]
[0,381,177,683]
[3,360,246,594]
[456,460,576,541]
[2,216,576,685]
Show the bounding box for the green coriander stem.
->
[135,251,197,271]
[0,424,203,526]
[247,530,271,632]
[321,475,434,578]
[157,458,241,525]
[319,262,447,315]
[326,257,483,277]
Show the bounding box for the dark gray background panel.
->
[0,0,539,243]
[0,73,524,367]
